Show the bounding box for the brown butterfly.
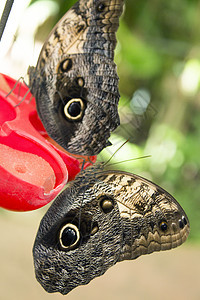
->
[33,163,190,295]
[28,0,124,156]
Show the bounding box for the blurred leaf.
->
[116,21,163,79]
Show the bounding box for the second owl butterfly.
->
[28,0,124,156]
[33,163,190,295]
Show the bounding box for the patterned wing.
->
[98,170,190,260]
[33,165,189,295]
[28,0,124,155]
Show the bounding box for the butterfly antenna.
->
[106,155,151,167]
[104,139,129,166]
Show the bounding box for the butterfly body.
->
[29,0,124,155]
[33,164,190,295]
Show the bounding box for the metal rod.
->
[0,0,14,41]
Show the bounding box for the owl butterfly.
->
[33,163,190,295]
[28,0,124,156]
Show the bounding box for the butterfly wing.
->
[33,166,189,294]
[29,0,124,155]
[97,170,190,260]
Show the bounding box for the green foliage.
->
[116,21,163,79]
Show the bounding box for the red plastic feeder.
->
[0,73,96,211]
